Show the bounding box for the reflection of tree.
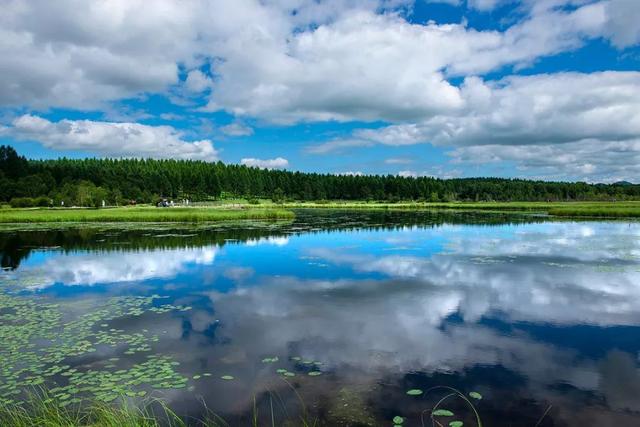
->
[0,234,30,269]
[0,227,284,270]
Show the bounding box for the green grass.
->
[2,201,639,223]
[282,200,640,211]
[547,205,640,218]
[0,206,294,223]
[0,391,186,427]
[0,388,318,427]
[232,200,640,218]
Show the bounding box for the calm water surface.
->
[1,210,640,426]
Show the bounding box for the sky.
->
[0,0,639,183]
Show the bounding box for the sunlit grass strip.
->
[0,207,294,223]
[279,200,640,217]
[232,200,640,212]
[547,206,640,218]
[200,199,634,208]
[3,202,640,222]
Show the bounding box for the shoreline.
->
[1,201,640,224]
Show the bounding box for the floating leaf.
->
[308,371,322,376]
[283,372,295,377]
[433,409,454,417]
[469,391,482,400]
[221,375,235,380]
[276,369,288,374]
[393,415,404,424]
[449,421,464,427]
[406,389,423,396]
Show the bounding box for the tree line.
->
[1,145,638,207]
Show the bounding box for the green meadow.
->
[0,206,294,223]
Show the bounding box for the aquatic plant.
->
[419,387,483,427]
[0,293,190,407]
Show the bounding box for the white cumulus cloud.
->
[1,0,632,121]
[308,71,640,181]
[7,115,218,161]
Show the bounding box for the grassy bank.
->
[0,206,294,223]
[547,205,640,218]
[285,200,640,213]
[292,201,640,218]
[212,200,640,218]
[2,201,639,223]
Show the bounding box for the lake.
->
[1,210,640,426]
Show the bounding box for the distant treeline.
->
[1,145,638,206]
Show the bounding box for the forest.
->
[1,145,638,207]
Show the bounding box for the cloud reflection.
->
[9,247,217,288]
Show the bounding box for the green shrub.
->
[9,197,35,208]
[34,196,51,207]
[10,197,51,208]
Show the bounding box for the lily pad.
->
[469,391,482,400]
[221,375,235,380]
[393,415,404,424]
[406,389,423,396]
[450,421,464,427]
[433,409,454,417]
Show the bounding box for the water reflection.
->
[4,247,217,288]
[1,212,640,425]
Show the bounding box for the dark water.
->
[2,210,640,426]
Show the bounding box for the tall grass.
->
[0,385,558,427]
[0,384,318,427]
[0,207,294,223]
[0,390,185,427]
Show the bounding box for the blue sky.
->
[0,0,639,182]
